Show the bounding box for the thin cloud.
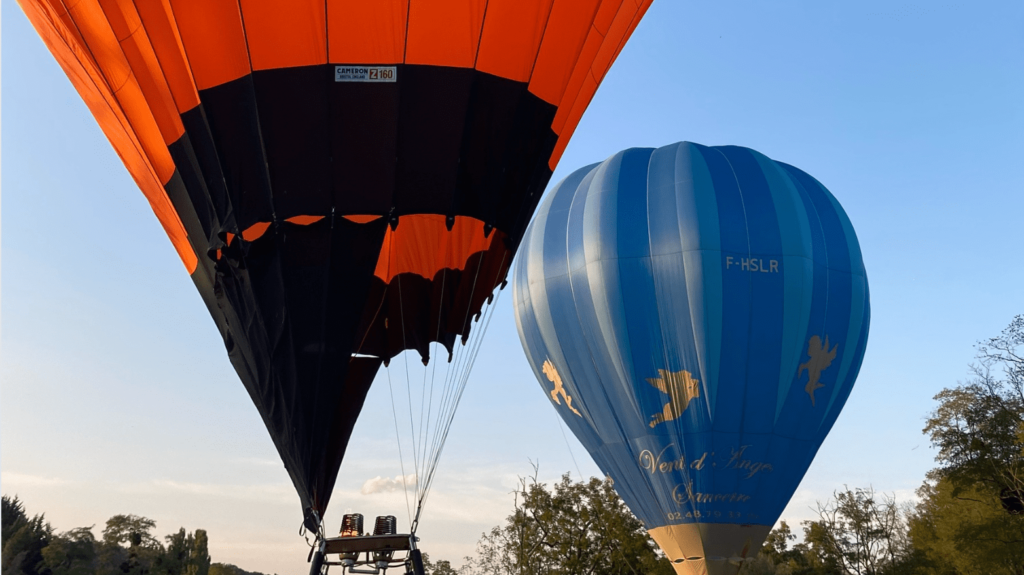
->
[361,474,417,495]
[132,480,295,505]
[0,472,71,487]
[230,457,283,467]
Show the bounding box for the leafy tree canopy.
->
[2,495,53,575]
[909,477,1024,575]
[924,315,1024,511]
[1,498,215,575]
[466,470,673,575]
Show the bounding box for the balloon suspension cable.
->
[384,248,507,536]
[386,363,415,526]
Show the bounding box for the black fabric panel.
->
[453,73,557,238]
[252,67,333,219]
[163,170,210,257]
[178,106,236,235]
[168,133,221,241]
[196,76,275,230]
[164,165,230,347]
[393,66,474,216]
[330,70,399,215]
[500,125,560,253]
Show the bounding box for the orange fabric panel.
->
[549,24,603,135]
[592,0,622,34]
[527,0,600,105]
[326,0,406,64]
[548,73,596,169]
[404,0,487,68]
[549,0,650,146]
[98,0,185,145]
[135,0,201,113]
[610,0,652,63]
[44,0,94,69]
[18,0,197,272]
[66,0,176,182]
[285,215,325,225]
[169,0,251,90]
[590,0,636,83]
[374,215,494,282]
[343,215,383,224]
[475,0,554,82]
[65,0,132,90]
[240,0,326,70]
[113,75,178,181]
[242,221,272,241]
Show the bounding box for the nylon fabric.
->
[18,0,653,530]
[513,142,870,570]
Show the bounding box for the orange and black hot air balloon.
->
[18,0,653,533]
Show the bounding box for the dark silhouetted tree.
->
[2,496,53,575]
[41,528,98,575]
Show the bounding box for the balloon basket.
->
[310,534,424,575]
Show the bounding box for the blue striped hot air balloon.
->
[512,142,869,575]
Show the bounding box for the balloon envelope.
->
[513,142,869,574]
[19,0,653,528]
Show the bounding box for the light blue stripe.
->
[580,153,637,415]
[674,143,722,414]
[521,165,601,429]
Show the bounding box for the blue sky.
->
[2,1,1022,574]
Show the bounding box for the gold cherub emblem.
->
[799,335,838,406]
[646,369,701,428]
[543,359,581,417]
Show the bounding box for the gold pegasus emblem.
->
[543,360,581,417]
[647,369,701,428]
[799,335,838,406]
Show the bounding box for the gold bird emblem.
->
[647,369,701,428]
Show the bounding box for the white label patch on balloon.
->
[334,66,397,83]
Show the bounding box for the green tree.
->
[2,496,53,575]
[41,528,98,575]
[422,554,460,575]
[161,528,209,575]
[97,515,164,575]
[101,516,160,550]
[468,470,673,575]
[207,564,272,575]
[798,486,914,575]
[923,316,1024,512]
[2,497,29,544]
[899,316,1024,573]
[739,521,825,575]
[908,478,1024,575]
[185,530,210,575]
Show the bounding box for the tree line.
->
[0,498,270,575]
